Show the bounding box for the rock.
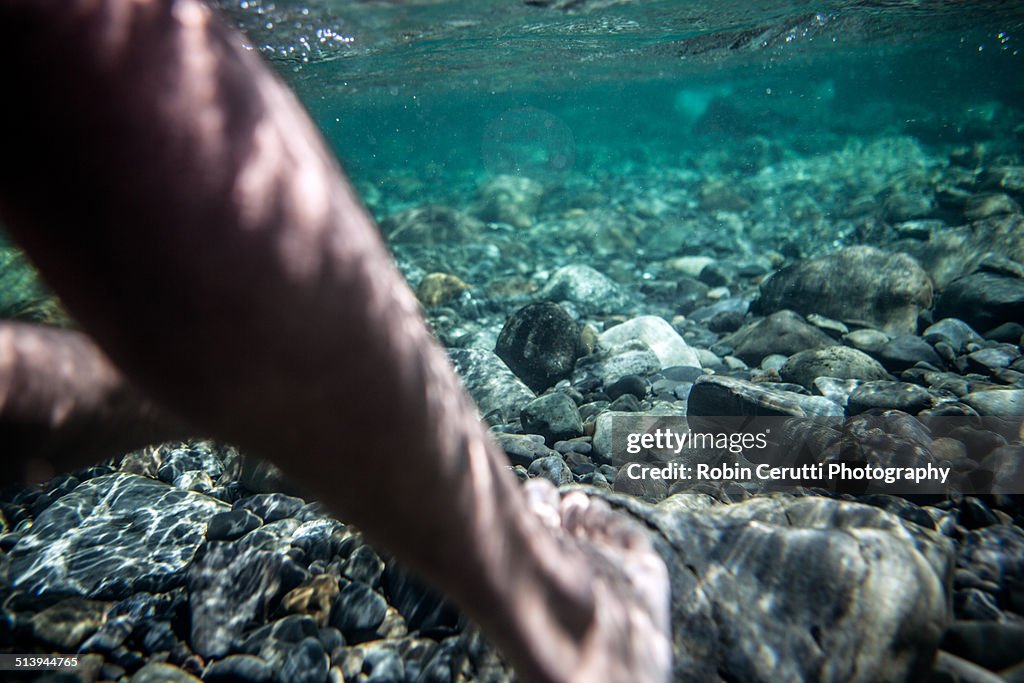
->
[449,348,536,423]
[573,340,662,387]
[599,316,701,369]
[6,473,227,599]
[381,563,460,636]
[527,455,573,486]
[330,582,388,643]
[341,545,385,588]
[154,440,227,484]
[962,389,1024,417]
[416,273,470,307]
[876,335,944,372]
[280,575,340,627]
[942,621,1024,673]
[470,174,544,229]
[780,346,890,389]
[688,375,844,418]
[721,310,835,364]
[966,345,1020,374]
[846,381,935,415]
[31,598,111,651]
[758,246,933,335]
[380,205,484,245]
[130,663,202,683]
[204,655,275,683]
[493,433,559,467]
[964,193,1021,221]
[935,271,1024,333]
[979,165,1024,199]
[844,328,891,354]
[521,393,583,444]
[493,302,579,393]
[187,542,288,658]
[280,637,329,683]
[206,509,263,542]
[234,493,305,524]
[923,318,984,352]
[537,264,628,314]
[606,375,648,400]
[884,191,936,222]
[608,491,954,683]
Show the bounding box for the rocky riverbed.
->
[2,114,1024,682]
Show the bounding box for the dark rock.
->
[206,509,263,542]
[527,455,573,486]
[758,246,933,335]
[6,473,226,599]
[846,381,935,415]
[688,298,749,325]
[30,598,111,651]
[608,393,643,412]
[204,654,275,683]
[537,264,628,314]
[129,662,201,682]
[959,524,1024,611]
[381,563,460,636]
[941,621,1024,672]
[494,302,580,392]
[935,271,1024,333]
[341,546,384,588]
[962,389,1024,417]
[721,310,835,365]
[606,374,648,401]
[706,309,746,333]
[234,493,305,524]
[675,277,710,314]
[138,620,177,654]
[966,345,1020,374]
[448,348,536,423]
[280,575,340,627]
[663,366,704,382]
[279,637,329,683]
[688,375,843,419]
[923,318,984,353]
[876,335,944,372]
[154,441,226,484]
[187,542,288,658]
[965,192,1021,221]
[984,321,1024,343]
[492,433,558,468]
[957,497,1000,530]
[521,393,584,444]
[330,582,387,644]
[780,346,890,388]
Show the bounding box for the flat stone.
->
[923,318,984,352]
[721,310,835,364]
[935,271,1024,333]
[780,346,890,388]
[599,316,701,369]
[6,473,226,599]
[846,381,936,415]
[688,375,844,418]
[962,389,1024,417]
[876,335,944,372]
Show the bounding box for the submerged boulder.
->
[494,302,580,393]
[758,246,932,335]
[721,310,835,364]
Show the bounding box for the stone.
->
[381,563,460,636]
[153,441,226,484]
[469,174,544,229]
[493,302,579,393]
[846,381,936,415]
[780,346,890,389]
[521,393,584,444]
[204,655,275,683]
[493,433,559,468]
[758,246,933,335]
[31,598,111,651]
[380,205,484,245]
[187,542,288,658]
[962,389,1024,417]
[448,348,536,423]
[844,328,891,354]
[527,455,573,486]
[606,374,648,400]
[341,545,385,588]
[234,493,305,523]
[964,193,1021,221]
[935,271,1024,334]
[966,345,1020,374]
[688,375,844,418]
[130,663,202,683]
[721,310,835,364]
[603,491,954,683]
[923,318,984,352]
[416,273,470,307]
[206,509,263,542]
[573,340,662,388]
[876,335,944,372]
[600,316,701,369]
[942,621,1024,672]
[537,264,628,314]
[812,377,861,408]
[280,575,340,627]
[6,473,227,599]
[330,582,388,643]
[280,637,329,683]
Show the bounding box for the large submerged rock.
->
[607,491,954,683]
[758,246,932,335]
[448,348,536,423]
[5,474,227,599]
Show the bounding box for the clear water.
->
[213,0,1024,220]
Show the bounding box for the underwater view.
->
[1,0,1024,681]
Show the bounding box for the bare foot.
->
[523,479,672,683]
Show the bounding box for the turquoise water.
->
[214,0,1024,216]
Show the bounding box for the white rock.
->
[600,316,701,369]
